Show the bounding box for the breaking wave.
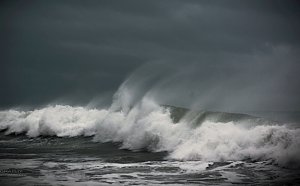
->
[1,97,300,168]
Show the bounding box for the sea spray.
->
[1,98,300,168]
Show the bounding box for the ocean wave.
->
[0,99,300,168]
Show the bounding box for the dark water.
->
[1,104,300,185]
[0,132,299,186]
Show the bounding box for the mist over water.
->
[90,46,299,119]
[1,55,300,185]
[1,66,300,168]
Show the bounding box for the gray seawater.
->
[0,105,300,185]
[0,133,299,186]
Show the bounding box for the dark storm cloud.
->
[0,0,299,110]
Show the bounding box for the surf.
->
[1,96,300,168]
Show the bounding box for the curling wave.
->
[0,98,299,168]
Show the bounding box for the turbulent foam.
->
[0,99,300,168]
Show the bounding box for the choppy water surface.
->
[0,133,299,185]
[0,103,300,185]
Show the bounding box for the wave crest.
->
[0,99,300,168]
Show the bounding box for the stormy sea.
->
[0,97,300,185]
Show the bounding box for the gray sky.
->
[1,0,299,111]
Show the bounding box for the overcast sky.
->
[1,0,299,111]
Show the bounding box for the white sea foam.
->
[0,97,300,168]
